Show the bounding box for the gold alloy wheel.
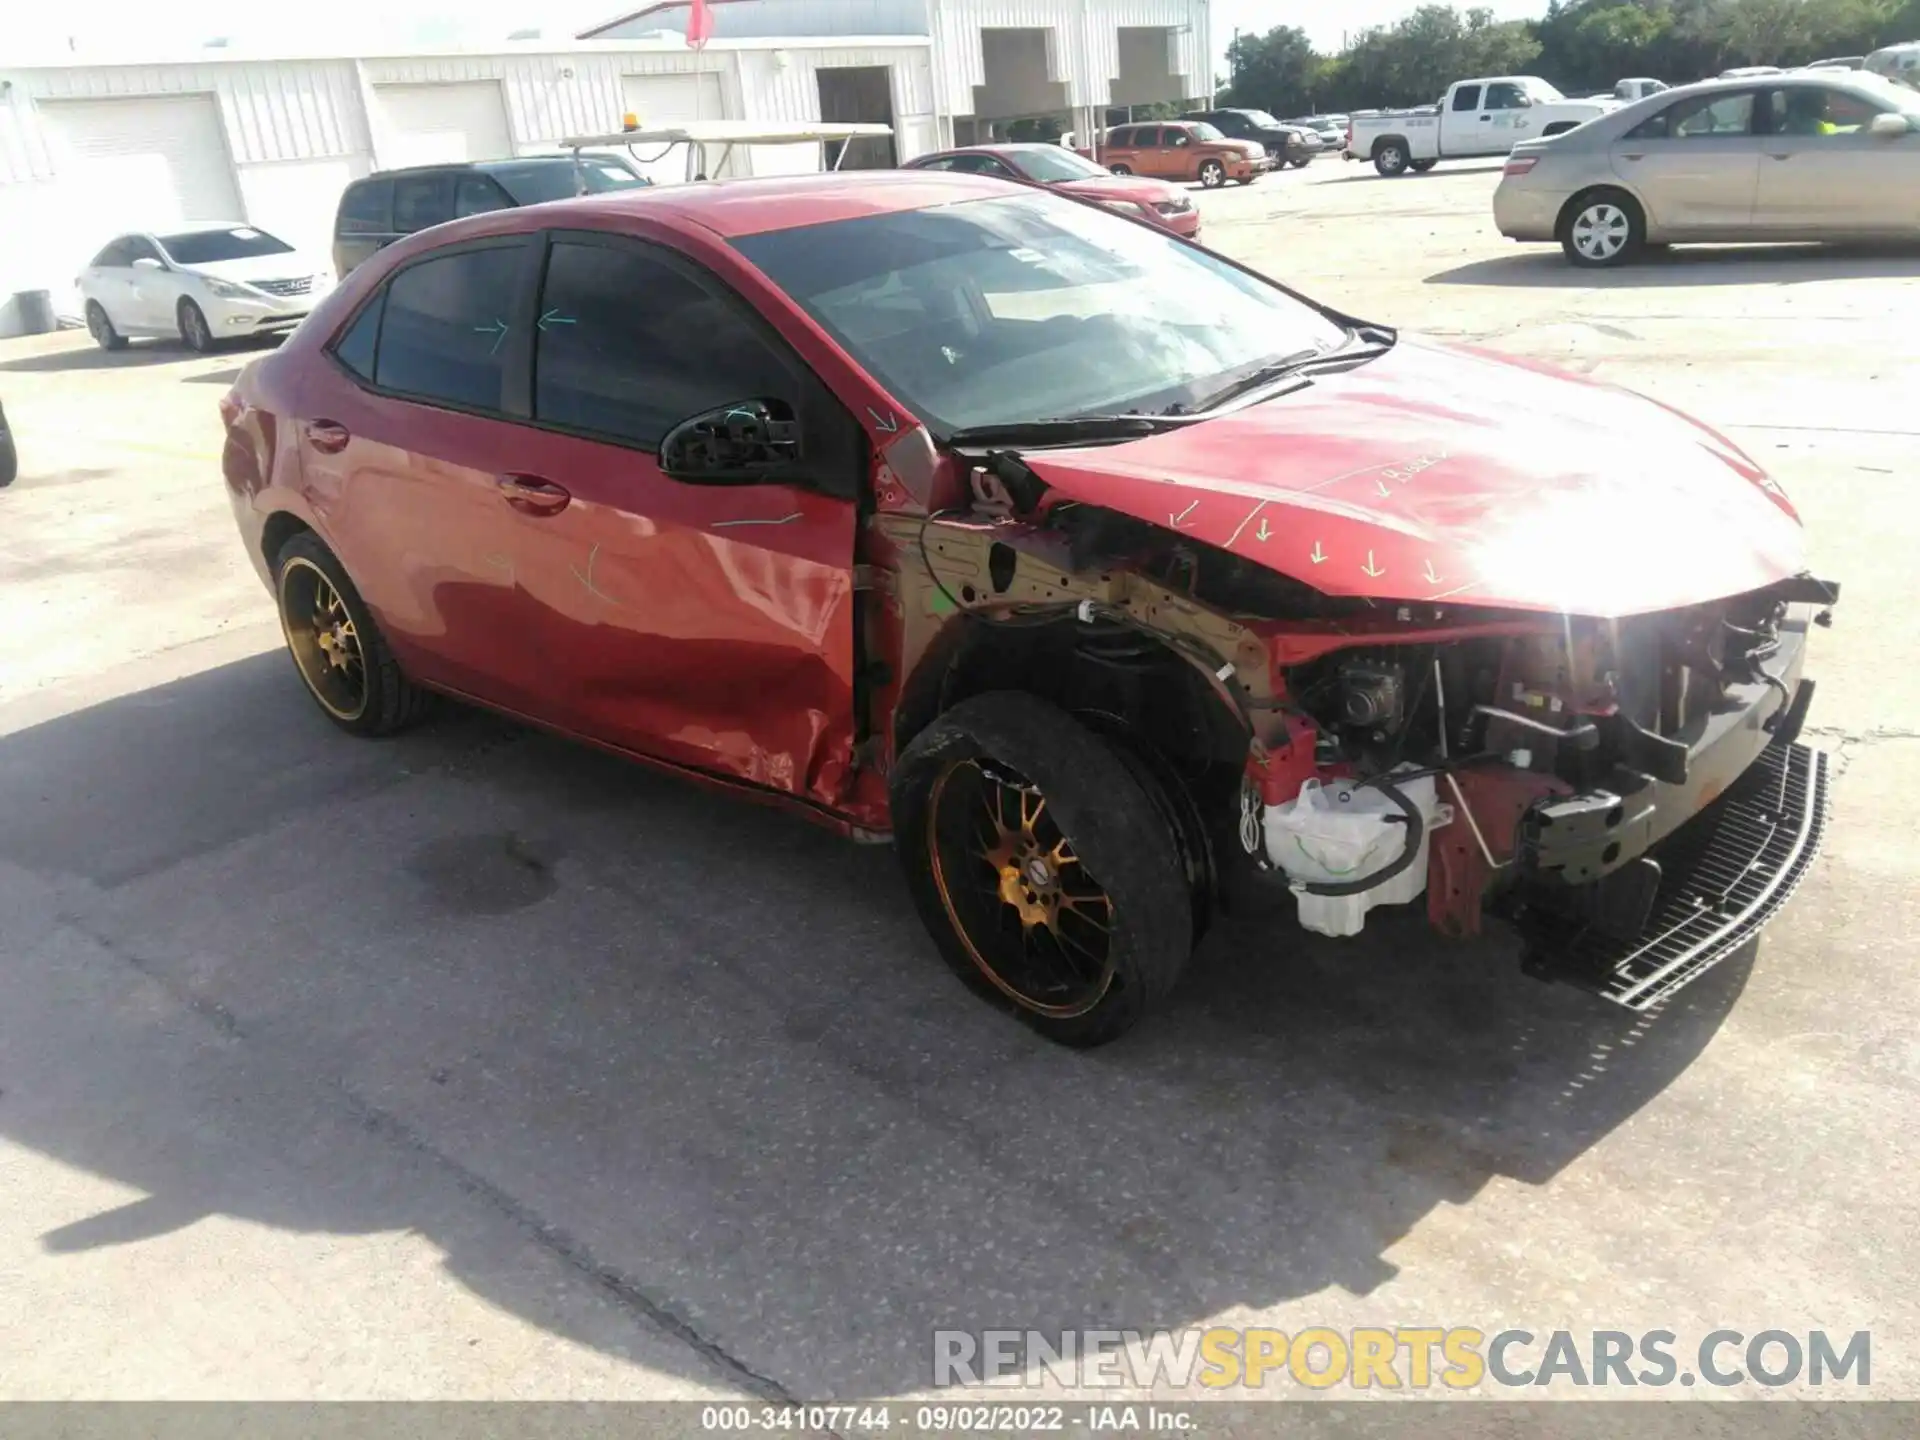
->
[926,758,1117,1018]
[279,556,369,722]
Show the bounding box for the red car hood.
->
[1023,338,1807,618]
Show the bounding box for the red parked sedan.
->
[223,170,1834,1047]
[903,143,1200,238]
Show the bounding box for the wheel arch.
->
[1371,134,1411,159]
[260,509,315,576]
[890,613,1249,933]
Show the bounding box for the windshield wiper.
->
[1192,330,1397,413]
[1189,348,1325,412]
[944,414,1193,448]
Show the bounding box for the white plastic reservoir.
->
[1264,769,1454,937]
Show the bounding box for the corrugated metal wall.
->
[13,59,370,165]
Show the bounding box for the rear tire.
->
[1199,159,1227,188]
[0,404,15,489]
[178,299,216,354]
[1373,140,1410,176]
[891,692,1193,1048]
[85,301,127,352]
[273,531,431,737]
[1289,156,1312,169]
[1559,189,1645,268]
[1108,162,1132,175]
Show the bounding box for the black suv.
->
[332,155,650,278]
[1182,108,1319,167]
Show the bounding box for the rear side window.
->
[332,291,385,380]
[455,175,514,218]
[90,238,133,267]
[1452,85,1483,111]
[337,179,393,235]
[1484,82,1527,110]
[371,242,528,411]
[532,237,796,450]
[393,173,456,234]
[1108,127,1136,146]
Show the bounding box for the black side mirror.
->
[659,398,803,482]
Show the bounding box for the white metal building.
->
[0,0,1210,336]
[585,0,1212,146]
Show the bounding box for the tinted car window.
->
[338,179,393,235]
[160,227,295,264]
[533,238,795,450]
[488,158,649,204]
[1627,91,1756,140]
[90,238,134,267]
[332,291,385,380]
[1452,85,1483,111]
[455,175,513,218]
[372,242,528,411]
[393,173,456,234]
[124,237,165,265]
[1108,127,1137,146]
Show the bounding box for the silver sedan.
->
[1493,72,1920,266]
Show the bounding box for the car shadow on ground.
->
[1429,243,1920,288]
[0,652,1752,1398]
[0,338,276,375]
[1322,163,1506,184]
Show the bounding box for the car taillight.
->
[219,391,242,430]
[1504,156,1539,176]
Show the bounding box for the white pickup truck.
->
[1345,76,1617,175]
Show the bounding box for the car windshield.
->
[159,227,294,264]
[1189,121,1226,140]
[734,191,1347,434]
[490,158,649,204]
[1015,147,1109,182]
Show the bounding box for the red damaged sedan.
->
[222,171,1836,1046]
[904,143,1201,238]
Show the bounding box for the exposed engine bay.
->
[883,490,1839,1012]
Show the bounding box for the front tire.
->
[178,299,216,353]
[85,301,127,352]
[1289,156,1312,169]
[274,531,430,736]
[1373,141,1410,176]
[1560,189,1645,268]
[890,692,1193,1048]
[1198,159,1227,188]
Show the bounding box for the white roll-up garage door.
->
[374,82,514,168]
[41,95,246,232]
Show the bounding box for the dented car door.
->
[500,231,864,805]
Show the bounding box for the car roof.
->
[356,157,580,182]
[441,168,1025,240]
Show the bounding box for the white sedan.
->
[77,223,333,353]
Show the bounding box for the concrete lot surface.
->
[1,159,1916,1403]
